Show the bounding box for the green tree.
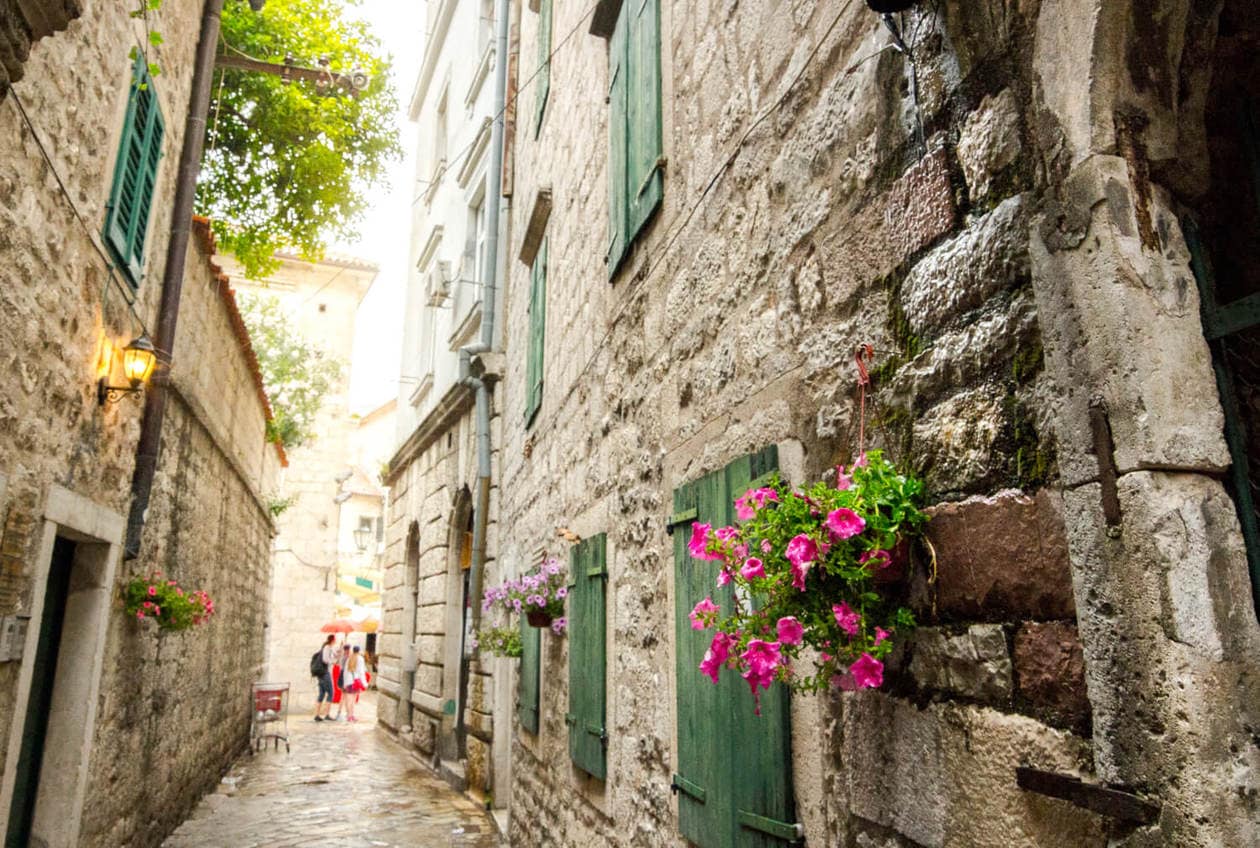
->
[239,293,343,449]
[197,0,401,277]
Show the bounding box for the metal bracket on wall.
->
[1016,766,1160,825]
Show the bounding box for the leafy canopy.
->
[238,292,343,449]
[197,0,401,277]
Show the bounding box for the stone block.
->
[842,694,1104,848]
[956,89,1022,204]
[909,624,1012,705]
[911,385,1005,494]
[1013,621,1089,733]
[901,194,1028,336]
[924,488,1075,621]
[883,143,957,265]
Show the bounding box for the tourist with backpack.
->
[311,634,336,721]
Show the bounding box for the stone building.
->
[0,2,284,845]
[487,0,1260,846]
[221,252,380,710]
[375,0,513,820]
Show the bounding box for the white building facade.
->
[379,0,514,825]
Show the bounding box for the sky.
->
[339,0,426,415]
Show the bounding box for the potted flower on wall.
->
[480,557,568,634]
[123,573,216,632]
[688,450,928,713]
[471,625,523,658]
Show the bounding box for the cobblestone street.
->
[164,695,501,848]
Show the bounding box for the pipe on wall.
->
[124,0,227,559]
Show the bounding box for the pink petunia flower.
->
[733,543,749,561]
[699,632,733,683]
[740,639,782,695]
[874,627,890,646]
[735,494,756,522]
[740,557,765,580]
[148,585,157,597]
[833,602,861,637]
[760,539,773,554]
[689,597,719,630]
[688,523,722,561]
[785,535,818,590]
[826,508,866,540]
[835,465,853,490]
[849,653,884,688]
[714,525,739,543]
[776,616,804,645]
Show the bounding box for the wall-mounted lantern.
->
[98,335,157,405]
[353,525,371,553]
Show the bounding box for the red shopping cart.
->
[250,682,290,753]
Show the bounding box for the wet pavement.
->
[164,693,501,848]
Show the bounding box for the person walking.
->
[312,634,336,722]
[342,645,368,722]
[331,639,351,721]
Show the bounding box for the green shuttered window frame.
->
[518,615,541,734]
[605,0,663,278]
[672,445,800,847]
[104,56,165,289]
[534,0,553,137]
[567,533,608,779]
[525,238,547,426]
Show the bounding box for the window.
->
[605,0,662,277]
[670,446,798,847]
[567,533,607,779]
[525,238,547,426]
[434,91,449,168]
[104,56,165,288]
[534,0,553,137]
[518,616,541,733]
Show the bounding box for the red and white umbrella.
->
[320,618,357,633]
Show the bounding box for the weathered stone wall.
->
[0,1,283,844]
[497,0,1260,846]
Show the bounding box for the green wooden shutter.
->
[625,0,663,242]
[568,533,608,779]
[534,0,553,138]
[525,239,547,426]
[606,11,629,275]
[518,616,541,733]
[104,57,164,288]
[673,468,731,846]
[724,447,796,847]
[674,447,798,848]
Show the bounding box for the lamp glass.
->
[122,336,157,387]
[353,526,370,552]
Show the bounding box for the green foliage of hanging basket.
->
[123,573,216,632]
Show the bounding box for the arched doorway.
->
[393,521,421,731]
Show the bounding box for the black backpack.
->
[310,648,328,678]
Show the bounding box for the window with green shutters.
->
[104,56,165,289]
[671,446,799,847]
[534,0,553,137]
[567,533,608,779]
[605,0,663,277]
[518,616,541,733]
[525,238,547,426]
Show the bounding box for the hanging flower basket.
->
[472,626,523,658]
[686,450,928,713]
[123,572,216,633]
[481,557,569,635]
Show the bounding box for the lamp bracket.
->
[97,377,142,406]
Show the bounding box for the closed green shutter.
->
[518,616,541,733]
[673,446,798,847]
[606,0,661,277]
[568,533,608,779]
[625,0,663,240]
[525,238,547,426]
[606,15,628,274]
[534,0,553,138]
[104,56,165,288]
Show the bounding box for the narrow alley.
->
[164,697,499,848]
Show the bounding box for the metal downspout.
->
[455,0,511,755]
[124,0,226,558]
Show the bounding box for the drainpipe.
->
[124,0,228,558]
[454,0,510,754]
